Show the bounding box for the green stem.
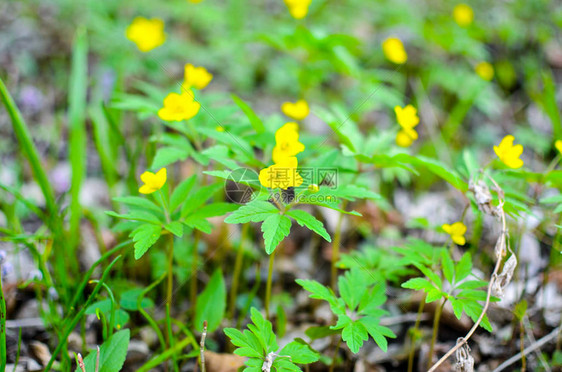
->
[166,304,178,372]
[138,273,167,352]
[0,275,6,371]
[190,231,201,318]
[328,336,342,372]
[427,298,446,369]
[229,223,249,321]
[137,335,193,372]
[45,256,121,371]
[265,250,276,320]
[407,296,426,372]
[330,205,346,290]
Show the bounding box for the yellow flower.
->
[283,0,312,19]
[126,17,166,52]
[259,156,303,190]
[555,140,562,154]
[494,135,524,169]
[453,3,474,27]
[394,105,419,147]
[216,126,225,132]
[382,37,407,64]
[184,64,213,90]
[187,0,203,3]
[281,100,309,121]
[139,168,167,194]
[272,122,305,163]
[475,62,494,81]
[157,91,201,122]
[442,222,467,245]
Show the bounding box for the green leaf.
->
[231,94,265,133]
[195,269,226,332]
[455,280,488,290]
[296,279,343,315]
[79,329,130,372]
[338,268,368,311]
[280,339,320,364]
[130,224,162,259]
[151,146,190,169]
[113,196,162,214]
[180,183,223,218]
[359,316,396,352]
[455,252,472,282]
[286,209,331,242]
[119,289,154,311]
[441,250,455,284]
[341,319,368,354]
[188,202,239,220]
[401,278,435,292]
[164,221,183,237]
[223,328,263,359]
[169,175,197,212]
[224,200,278,224]
[425,288,444,303]
[261,214,291,254]
[304,326,339,340]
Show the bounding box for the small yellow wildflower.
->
[555,140,562,154]
[184,64,213,90]
[187,0,203,3]
[283,0,312,19]
[442,222,467,245]
[139,168,167,194]
[281,99,309,121]
[216,126,225,132]
[453,4,474,27]
[157,91,201,122]
[475,62,494,81]
[259,156,303,190]
[272,122,305,163]
[394,105,419,147]
[126,17,166,52]
[494,135,524,169]
[382,37,407,64]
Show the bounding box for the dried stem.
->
[200,320,207,372]
[428,173,508,372]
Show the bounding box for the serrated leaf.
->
[401,277,435,291]
[286,209,331,242]
[223,328,263,359]
[130,224,161,259]
[224,200,278,224]
[280,339,320,364]
[425,288,444,303]
[113,196,161,214]
[195,269,226,332]
[359,316,396,352]
[165,221,183,237]
[296,279,344,315]
[441,250,455,284]
[151,146,190,169]
[341,319,368,353]
[180,183,222,218]
[455,252,472,282]
[261,214,291,254]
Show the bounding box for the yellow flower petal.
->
[443,222,467,245]
[126,17,166,52]
[453,3,474,27]
[382,37,407,64]
[283,0,311,19]
[272,122,305,163]
[184,64,213,90]
[139,168,167,194]
[555,140,562,154]
[281,100,309,121]
[494,135,524,169]
[259,157,302,189]
[475,62,494,81]
[158,91,201,122]
[396,130,415,147]
[395,105,419,129]
[452,235,466,245]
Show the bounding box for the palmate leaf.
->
[280,339,320,364]
[332,316,369,354]
[359,316,396,352]
[261,214,292,254]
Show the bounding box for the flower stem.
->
[407,295,426,372]
[229,223,248,321]
[427,298,446,369]
[190,231,201,318]
[265,249,276,320]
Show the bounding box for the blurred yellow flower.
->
[555,140,562,154]
[382,37,407,64]
[283,0,312,19]
[273,122,305,163]
[308,184,319,193]
[475,62,494,81]
[158,91,201,122]
[259,156,303,189]
[184,64,213,90]
[139,168,167,194]
[216,126,225,132]
[453,4,473,27]
[126,17,166,52]
[442,222,467,245]
[281,99,309,121]
[494,135,524,169]
[394,105,419,147]
[187,0,203,3]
